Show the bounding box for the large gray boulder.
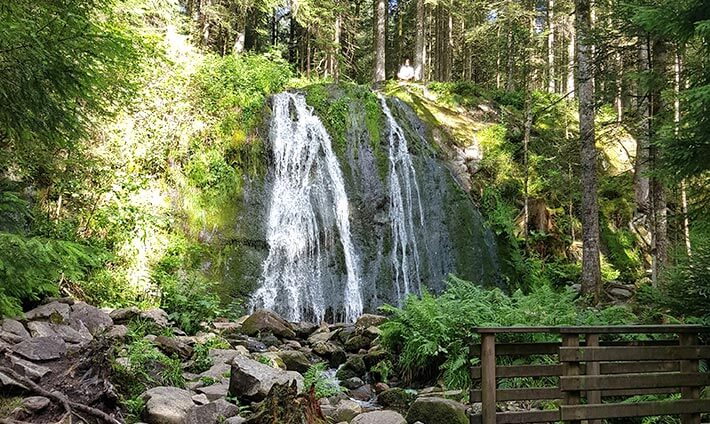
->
[240,309,295,339]
[27,321,88,344]
[335,355,365,380]
[185,399,239,424]
[331,399,362,422]
[355,314,387,329]
[2,319,29,338]
[141,386,195,424]
[228,355,303,401]
[405,397,468,424]
[278,350,311,373]
[352,410,407,424]
[12,336,66,361]
[24,301,71,322]
[67,302,113,336]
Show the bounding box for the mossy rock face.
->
[335,355,366,380]
[377,388,417,414]
[404,397,469,424]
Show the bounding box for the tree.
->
[576,0,601,300]
[414,0,426,81]
[373,0,387,82]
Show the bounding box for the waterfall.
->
[380,95,425,304]
[252,92,363,323]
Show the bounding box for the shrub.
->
[303,362,343,399]
[190,336,231,373]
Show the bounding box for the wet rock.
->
[312,341,346,367]
[2,319,29,338]
[307,329,335,345]
[186,399,239,424]
[332,399,362,422]
[348,384,373,401]
[22,396,50,412]
[10,355,52,381]
[68,302,113,336]
[405,396,468,424]
[344,335,370,352]
[355,314,387,329]
[278,350,311,373]
[293,321,319,338]
[341,377,364,389]
[155,335,193,359]
[364,326,381,338]
[240,309,296,339]
[363,347,389,369]
[378,387,417,413]
[141,386,194,424]
[12,336,66,361]
[24,301,71,322]
[335,355,365,380]
[351,410,407,424]
[228,355,303,401]
[231,338,267,353]
[336,326,355,344]
[258,333,281,347]
[109,306,140,322]
[141,309,170,328]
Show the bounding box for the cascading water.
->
[251,92,363,323]
[380,95,425,304]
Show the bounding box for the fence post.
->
[562,332,581,424]
[586,333,601,424]
[679,331,701,424]
[481,332,496,424]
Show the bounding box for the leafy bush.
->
[380,275,638,388]
[190,336,231,373]
[303,362,343,399]
[658,238,710,324]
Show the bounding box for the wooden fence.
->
[468,325,710,424]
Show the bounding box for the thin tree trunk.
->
[334,13,342,83]
[496,25,502,89]
[635,37,651,216]
[373,0,387,82]
[615,52,623,122]
[523,91,533,239]
[547,0,556,93]
[576,0,601,301]
[674,48,692,256]
[414,0,425,80]
[567,15,575,95]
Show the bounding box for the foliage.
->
[190,336,231,373]
[303,362,343,399]
[657,236,710,323]
[371,360,393,383]
[380,275,638,388]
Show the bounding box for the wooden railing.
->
[468,325,710,424]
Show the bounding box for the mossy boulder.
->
[377,387,417,414]
[335,355,366,380]
[240,309,295,339]
[405,396,468,424]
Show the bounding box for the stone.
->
[106,324,129,340]
[141,386,194,424]
[155,335,194,359]
[225,417,247,424]
[374,382,390,394]
[344,335,371,352]
[355,314,387,329]
[24,301,71,322]
[378,388,417,413]
[10,355,52,381]
[12,336,66,361]
[610,287,633,299]
[240,309,296,339]
[307,329,335,345]
[27,321,87,344]
[197,383,229,401]
[293,321,319,338]
[228,355,304,402]
[141,309,170,328]
[0,371,27,390]
[22,396,50,411]
[341,377,364,389]
[258,333,281,347]
[351,410,407,424]
[335,355,365,380]
[109,306,140,322]
[2,319,29,338]
[405,397,469,424]
[212,321,242,331]
[331,399,361,422]
[191,394,210,405]
[0,331,25,344]
[68,302,113,336]
[278,350,311,373]
[363,347,389,369]
[348,384,373,401]
[185,399,239,424]
[210,348,250,364]
[312,341,346,367]
[364,326,381,338]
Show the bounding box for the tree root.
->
[0,365,121,424]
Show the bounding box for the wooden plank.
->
[470,387,562,402]
[470,364,563,379]
[562,333,581,424]
[600,360,679,374]
[470,343,560,356]
[586,334,601,424]
[560,372,710,391]
[559,325,708,334]
[481,333,496,424]
[475,327,561,334]
[599,387,678,397]
[495,410,560,423]
[560,399,710,420]
[679,333,701,424]
[602,340,679,347]
[559,346,710,362]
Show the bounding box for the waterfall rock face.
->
[241,87,500,322]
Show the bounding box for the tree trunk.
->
[650,39,668,283]
[547,0,556,93]
[333,13,342,83]
[675,48,691,256]
[566,15,575,95]
[414,0,425,80]
[615,51,623,122]
[576,0,601,301]
[373,0,387,83]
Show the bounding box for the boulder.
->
[344,335,371,353]
[22,396,51,412]
[240,309,295,339]
[141,309,170,328]
[10,355,52,381]
[185,399,239,424]
[191,394,210,405]
[0,331,25,344]
[332,399,362,422]
[312,341,346,367]
[355,314,387,329]
[141,386,195,424]
[155,335,193,359]
[24,301,71,322]
[197,383,229,401]
[68,302,113,336]
[106,324,129,340]
[351,410,407,424]
[12,336,66,361]
[278,350,311,373]
[341,377,364,389]
[378,388,417,413]
[293,321,319,338]
[307,329,335,345]
[335,355,365,380]
[109,306,140,322]
[228,355,303,401]
[225,417,247,424]
[405,397,468,424]
[348,384,373,401]
[27,321,88,344]
[2,319,29,338]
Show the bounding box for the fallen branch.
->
[0,365,121,424]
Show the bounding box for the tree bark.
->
[650,39,668,283]
[547,0,556,93]
[576,0,601,301]
[373,0,387,83]
[675,48,692,256]
[414,0,425,81]
[333,13,342,83]
[566,15,575,95]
